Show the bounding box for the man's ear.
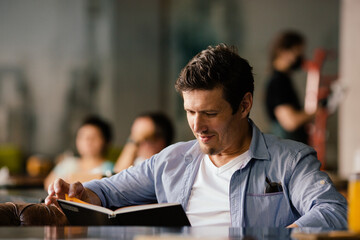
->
[240,92,253,116]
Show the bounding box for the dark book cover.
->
[57,199,191,226]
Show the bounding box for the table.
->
[0,175,45,189]
[0,188,47,203]
[0,226,356,240]
[0,226,284,239]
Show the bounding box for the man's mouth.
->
[198,135,214,143]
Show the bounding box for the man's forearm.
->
[84,188,102,206]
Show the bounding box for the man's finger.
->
[47,182,55,196]
[54,178,70,200]
[44,195,61,209]
[69,181,85,200]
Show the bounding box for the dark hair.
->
[175,44,254,114]
[80,115,113,145]
[270,30,305,64]
[138,112,174,146]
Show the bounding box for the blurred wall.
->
[111,0,162,149]
[0,0,162,156]
[0,0,340,169]
[339,0,360,178]
[0,0,92,155]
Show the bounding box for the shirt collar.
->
[248,119,270,161]
[184,140,203,165]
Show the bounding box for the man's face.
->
[183,88,249,157]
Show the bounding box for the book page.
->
[60,196,182,216]
[114,203,181,214]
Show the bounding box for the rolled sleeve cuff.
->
[83,180,107,207]
[294,208,347,229]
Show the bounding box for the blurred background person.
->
[265,30,316,144]
[44,116,114,189]
[114,112,174,173]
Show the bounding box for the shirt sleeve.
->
[288,147,347,228]
[83,155,157,209]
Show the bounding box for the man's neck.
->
[209,124,252,167]
[209,149,249,168]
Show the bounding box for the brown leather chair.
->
[0,202,68,226]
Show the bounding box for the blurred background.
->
[0,0,358,181]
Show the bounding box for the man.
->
[46,44,347,228]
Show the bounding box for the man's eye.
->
[206,113,217,117]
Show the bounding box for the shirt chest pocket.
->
[244,192,297,227]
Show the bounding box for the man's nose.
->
[193,114,207,133]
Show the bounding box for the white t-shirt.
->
[186,151,251,226]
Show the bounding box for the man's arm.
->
[84,156,158,209]
[288,148,347,228]
[45,178,101,207]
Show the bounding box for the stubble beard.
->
[195,131,220,155]
[199,143,218,156]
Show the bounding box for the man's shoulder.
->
[151,140,200,168]
[157,139,199,157]
[264,133,306,146]
[250,120,313,158]
[263,133,316,160]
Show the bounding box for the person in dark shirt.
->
[265,30,315,144]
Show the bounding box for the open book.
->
[57,197,191,226]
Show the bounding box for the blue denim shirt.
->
[84,120,347,228]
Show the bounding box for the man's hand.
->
[45,178,101,207]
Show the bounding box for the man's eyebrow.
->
[184,107,219,113]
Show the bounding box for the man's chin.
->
[199,144,217,155]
